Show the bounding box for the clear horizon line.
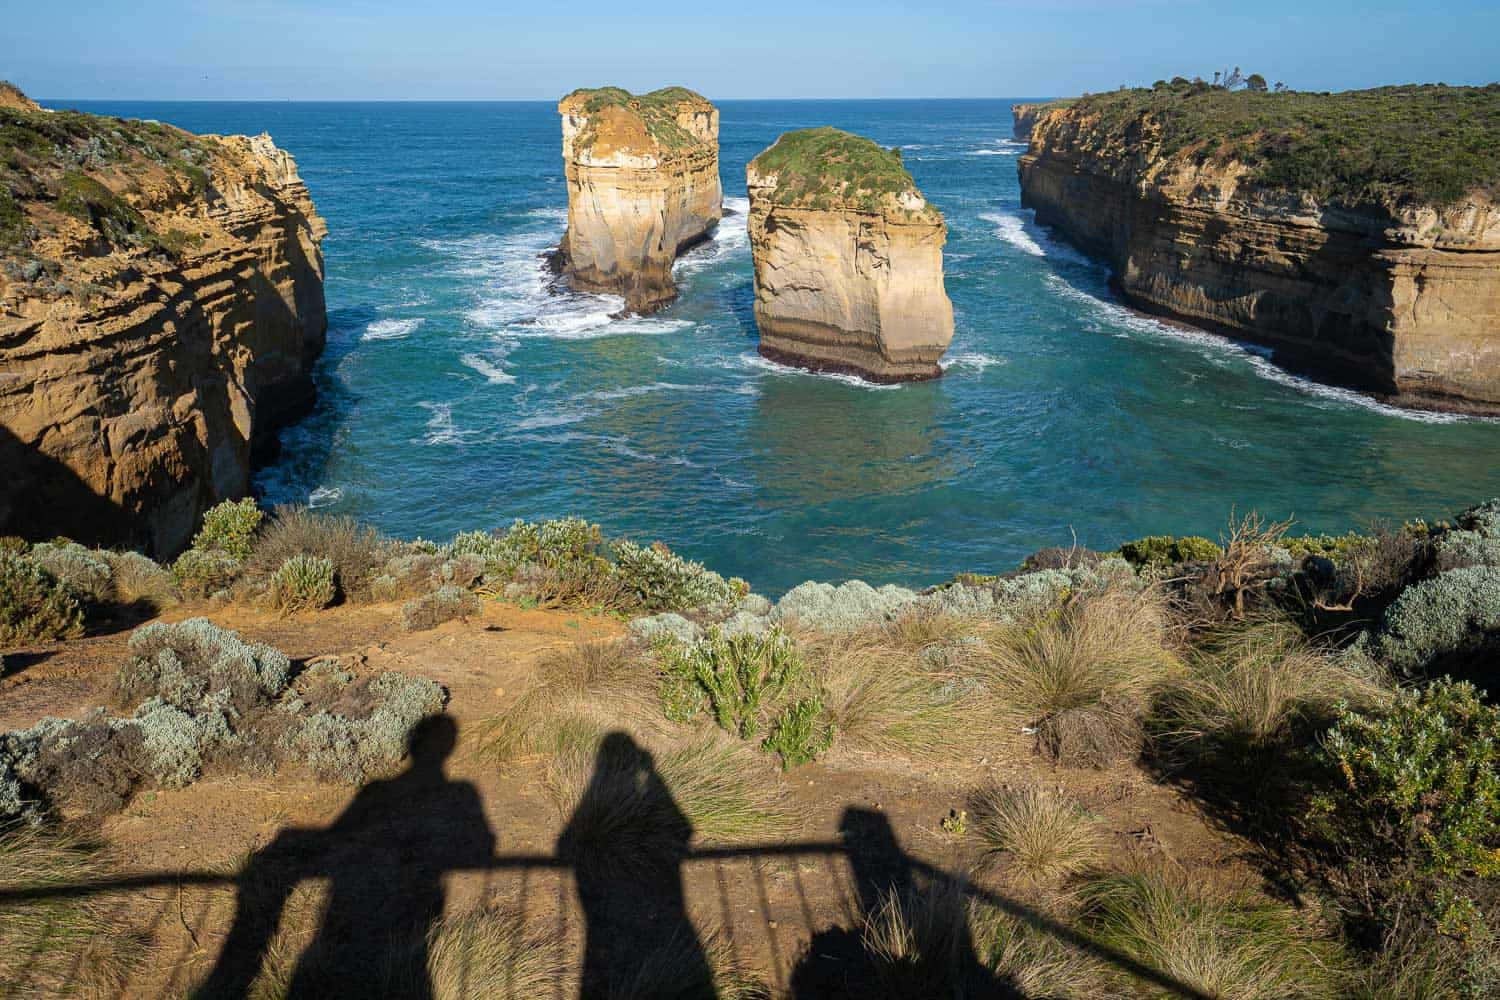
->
[37,95,1058,105]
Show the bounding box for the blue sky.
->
[8,1,1496,100]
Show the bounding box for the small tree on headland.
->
[1246,73,1268,92]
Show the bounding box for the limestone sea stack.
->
[1017,84,1500,413]
[0,88,327,553]
[746,128,954,382]
[556,87,722,314]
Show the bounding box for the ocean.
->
[62,99,1500,595]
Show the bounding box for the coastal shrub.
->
[170,546,240,599]
[658,627,815,741]
[0,551,85,645]
[130,695,233,788]
[1314,680,1500,937]
[0,825,147,997]
[2,712,148,816]
[401,585,481,631]
[1436,530,1500,572]
[1457,498,1500,538]
[118,617,291,713]
[971,783,1101,884]
[1371,566,1500,677]
[27,541,112,602]
[248,507,390,603]
[762,696,834,769]
[269,554,336,613]
[970,587,1178,766]
[611,539,740,611]
[103,550,178,610]
[1117,535,1222,570]
[1346,920,1500,1000]
[191,497,263,561]
[280,672,446,784]
[771,579,919,632]
[1079,869,1333,998]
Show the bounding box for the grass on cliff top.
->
[562,85,711,152]
[750,126,932,216]
[1057,82,1500,208]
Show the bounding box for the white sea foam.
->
[739,352,904,391]
[1042,273,1475,425]
[459,353,517,384]
[980,212,1044,257]
[674,197,751,277]
[362,317,424,341]
[942,352,1007,373]
[417,402,480,445]
[513,409,592,431]
[308,485,343,508]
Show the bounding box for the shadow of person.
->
[789,808,1020,999]
[193,715,495,999]
[556,731,714,999]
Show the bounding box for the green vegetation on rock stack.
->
[561,85,710,152]
[749,127,930,215]
[1064,82,1500,207]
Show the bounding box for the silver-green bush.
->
[401,585,481,631]
[27,542,112,602]
[1373,566,1500,676]
[118,618,291,713]
[269,554,337,612]
[0,552,85,645]
[611,540,738,611]
[281,672,446,784]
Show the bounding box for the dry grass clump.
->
[408,904,570,999]
[104,550,179,611]
[401,585,482,631]
[969,587,1180,766]
[477,640,656,761]
[1079,868,1336,999]
[246,507,392,604]
[971,783,1102,885]
[810,633,985,762]
[606,922,770,1000]
[1155,619,1389,755]
[0,824,148,997]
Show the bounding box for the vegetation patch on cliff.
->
[1054,83,1500,207]
[750,127,935,217]
[561,85,711,153]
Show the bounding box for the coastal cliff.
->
[1011,102,1062,141]
[556,86,722,314]
[746,128,954,382]
[0,89,327,554]
[1017,84,1500,413]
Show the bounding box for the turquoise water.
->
[67,100,1500,594]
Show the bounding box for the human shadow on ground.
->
[191,715,495,999]
[788,808,1022,999]
[556,730,715,999]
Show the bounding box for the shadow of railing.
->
[3,839,1213,999]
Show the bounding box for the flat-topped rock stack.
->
[746,127,954,382]
[555,86,722,314]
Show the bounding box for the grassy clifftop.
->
[749,126,937,218]
[1048,83,1500,208]
[559,85,714,153]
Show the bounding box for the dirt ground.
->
[2,599,1253,998]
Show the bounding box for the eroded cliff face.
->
[556,87,722,314]
[0,97,327,553]
[1011,103,1049,141]
[747,129,954,383]
[1018,104,1500,412]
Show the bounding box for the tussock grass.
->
[1154,619,1389,754]
[607,922,770,1000]
[969,587,1180,766]
[810,633,984,762]
[971,783,1102,885]
[547,730,791,851]
[415,904,570,999]
[476,640,657,761]
[861,879,983,995]
[973,906,1108,999]
[0,824,147,997]
[1079,869,1336,999]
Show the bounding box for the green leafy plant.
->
[659,627,808,739]
[611,539,738,612]
[762,696,833,769]
[268,554,336,613]
[190,498,263,561]
[0,551,85,645]
[1117,535,1223,570]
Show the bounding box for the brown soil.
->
[3,600,1250,998]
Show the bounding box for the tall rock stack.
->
[556,87,722,314]
[746,127,954,382]
[0,90,327,553]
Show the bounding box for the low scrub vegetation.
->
[972,782,1102,885]
[0,550,85,645]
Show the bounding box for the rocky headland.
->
[1017,83,1500,413]
[0,88,327,554]
[746,127,954,382]
[555,86,722,314]
[1010,100,1069,141]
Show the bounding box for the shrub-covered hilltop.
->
[1051,82,1500,207]
[5,498,1500,995]
[748,126,938,218]
[559,85,716,154]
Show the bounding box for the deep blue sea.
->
[62,99,1500,594]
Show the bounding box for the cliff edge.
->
[0,90,327,554]
[747,127,954,382]
[1017,83,1500,413]
[555,86,722,314]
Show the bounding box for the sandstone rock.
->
[746,128,954,382]
[555,86,721,314]
[0,92,327,554]
[1018,101,1500,413]
[1010,102,1055,141]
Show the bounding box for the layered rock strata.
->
[1017,95,1500,412]
[746,127,954,382]
[556,86,722,314]
[1011,102,1054,141]
[0,91,327,553]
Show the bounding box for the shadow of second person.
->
[195,715,496,999]
[556,731,715,999]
